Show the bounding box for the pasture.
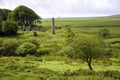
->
[0,18,120,80]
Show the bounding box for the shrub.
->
[64,69,94,76]
[25,37,40,47]
[98,28,110,38]
[33,31,38,36]
[2,20,18,35]
[36,48,49,56]
[15,42,37,56]
[2,39,19,56]
[103,70,120,79]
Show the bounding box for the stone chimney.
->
[51,18,55,34]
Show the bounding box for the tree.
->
[65,36,104,70]
[0,9,12,21]
[10,5,40,31]
[0,15,2,33]
[2,20,18,35]
[0,39,3,55]
[98,28,110,38]
[0,9,2,34]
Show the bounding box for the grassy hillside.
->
[41,14,120,27]
[0,26,120,80]
[0,14,120,80]
[104,14,120,20]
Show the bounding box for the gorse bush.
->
[33,31,38,36]
[25,37,40,47]
[36,48,49,56]
[102,70,120,79]
[1,20,18,35]
[98,28,110,38]
[1,39,19,56]
[15,42,37,56]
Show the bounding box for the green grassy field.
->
[41,18,120,27]
[0,16,120,80]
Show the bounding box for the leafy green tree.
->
[0,9,12,21]
[10,5,40,31]
[0,10,2,34]
[65,36,105,70]
[98,28,110,38]
[0,16,2,33]
[16,42,37,56]
[2,20,18,35]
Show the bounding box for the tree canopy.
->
[65,36,105,70]
[0,9,12,21]
[10,5,40,30]
[1,20,19,35]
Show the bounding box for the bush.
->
[103,70,120,79]
[2,39,19,56]
[15,42,37,56]
[33,31,38,36]
[98,28,110,38]
[64,69,94,76]
[25,37,40,47]
[2,20,18,35]
[36,48,49,56]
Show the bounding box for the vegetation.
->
[0,8,12,21]
[98,28,110,38]
[65,36,105,70]
[16,42,37,56]
[0,5,120,80]
[1,20,18,35]
[9,5,40,31]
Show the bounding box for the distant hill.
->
[42,14,120,27]
[103,14,120,20]
[43,14,120,21]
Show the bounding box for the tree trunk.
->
[29,20,32,31]
[87,58,93,70]
[23,24,26,31]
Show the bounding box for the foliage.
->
[36,48,49,56]
[1,39,19,56]
[24,37,40,47]
[0,14,2,33]
[33,31,38,36]
[63,69,120,79]
[10,5,40,30]
[64,25,75,44]
[0,39,3,55]
[0,16,120,79]
[102,70,120,79]
[98,28,110,38]
[1,20,18,35]
[15,42,37,56]
[65,36,105,70]
[0,8,12,21]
